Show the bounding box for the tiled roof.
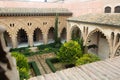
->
[29,56,120,80]
[68,14,120,26]
[0,8,72,16]
[0,8,71,13]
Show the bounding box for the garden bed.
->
[46,58,75,72]
[28,61,41,77]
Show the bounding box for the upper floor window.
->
[105,6,111,13]
[115,6,120,13]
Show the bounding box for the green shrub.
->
[29,61,41,76]
[57,40,82,64]
[37,43,55,50]
[10,47,30,52]
[12,52,30,80]
[19,67,29,80]
[75,53,100,66]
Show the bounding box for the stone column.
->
[66,27,71,42]
[11,36,17,48]
[66,22,71,42]
[43,33,48,44]
[28,34,33,47]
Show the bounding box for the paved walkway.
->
[29,56,120,80]
[27,53,56,75]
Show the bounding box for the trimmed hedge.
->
[46,58,59,72]
[10,47,30,52]
[28,61,41,76]
[10,43,60,57]
[37,43,55,50]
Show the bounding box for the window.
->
[105,6,111,13]
[115,6,120,13]
[10,23,14,27]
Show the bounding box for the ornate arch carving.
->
[85,28,110,47]
[32,27,44,36]
[114,44,120,56]
[16,28,28,38]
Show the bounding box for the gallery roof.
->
[68,14,120,27]
[0,8,72,16]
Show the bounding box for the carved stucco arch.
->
[13,18,43,37]
[32,27,44,36]
[14,19,30,37]
[59,27,67,34]
[112,32,120,57]
[85,28,110,48]
[46,26,54,35]
[113,43,120,57]
[15,28,28,39]
[70,24,83,38]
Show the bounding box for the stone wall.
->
[0,15,70,48]
[0,26,19,80]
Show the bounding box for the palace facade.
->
[0,0,120,60]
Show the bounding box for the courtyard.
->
[0,0,120,80]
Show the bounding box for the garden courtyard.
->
[27,53,56,76]
[11,39,101,80]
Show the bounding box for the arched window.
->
[105,6,111,13]
[115,6,120,13]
